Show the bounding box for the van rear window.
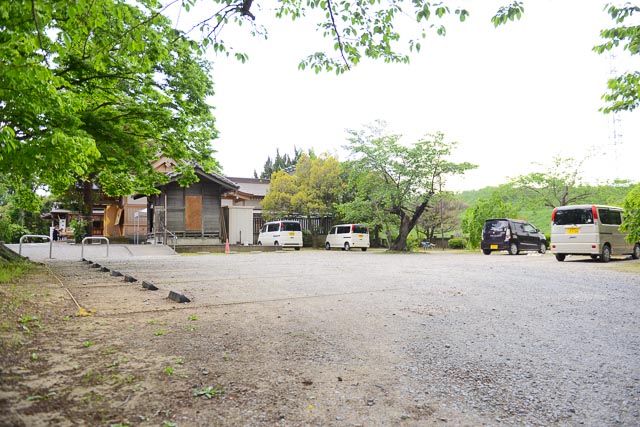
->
[553,209,593,225]
[484,220,508,231]
[281,222,301,231]
[353,225,368,234]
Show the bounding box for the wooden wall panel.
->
[185,195,202,231]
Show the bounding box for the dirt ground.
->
[1,249,639,426]
[1,253,467,427]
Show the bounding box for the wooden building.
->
[145,165,239,244]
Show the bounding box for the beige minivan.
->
[550,204,640,262]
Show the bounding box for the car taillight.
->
[505,228,511,241]
[551,208,557,222]
[592,205,598,221]
[351,224,355,232]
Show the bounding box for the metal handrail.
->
[165,229,177,251]
[19,235,52,259]
[81,236,110,259]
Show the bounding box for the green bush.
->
[70,219,88,243]
[406,234,420,250]
[0,220,29,243]
[448,238,467,249]
[302,229,313,248]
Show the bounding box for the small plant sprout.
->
[192,385,224,399]
[149,320,158,325]
[163,366,175,376]
[27,391,56,401]
[31,353,39,361]
[222,354,228,361]
[162,421,178,427]
[188,315,198,321]
[19,315,39,324]
[153,329,166,336]
[175,359,184,365]
[82,340,96,348]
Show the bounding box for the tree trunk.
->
[390,213,411,251]
[82,180,94,236]
[389,200,431,251]
[0,243,27,263]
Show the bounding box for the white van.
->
[550,204,640,262]
[325,224,370,251]
[257,220,303,250]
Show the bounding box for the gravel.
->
[11,245,640,425]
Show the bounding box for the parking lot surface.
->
[6,244,640,426]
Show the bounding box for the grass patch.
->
[608,260,640,274]
[0,264,48,351]
[0,260,35,283]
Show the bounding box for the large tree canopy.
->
[261,152,343,221]
[594,4,640,113]
[508,156,594,209]
[184,0,527,74]
[1,0,218,210]
[184,0,636,113]
[343,121,475,251]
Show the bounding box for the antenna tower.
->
[607,52,623,163]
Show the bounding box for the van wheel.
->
[325,242,331,250]
[482,249,491,255]
[555,254,566,262]
[361,247,367,252]
[538,243,547,254]
[600,244,611,263]
[274,241,279,247]
[508,242,519,255]
[344,242,351,251]
[632,243,640,260]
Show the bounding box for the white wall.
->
[228,206,254,245]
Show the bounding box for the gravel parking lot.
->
[3,245,640,426]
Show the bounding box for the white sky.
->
[168,0,639,191]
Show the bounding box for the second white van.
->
[325,224,370,251]
[257,220,303,250]
[550,204,640,262]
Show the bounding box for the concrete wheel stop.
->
[142,281,159,291]
[168,290,190,303]
[111,270,123,277]
[124,274,137,283]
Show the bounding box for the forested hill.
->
[456,181,636,234]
